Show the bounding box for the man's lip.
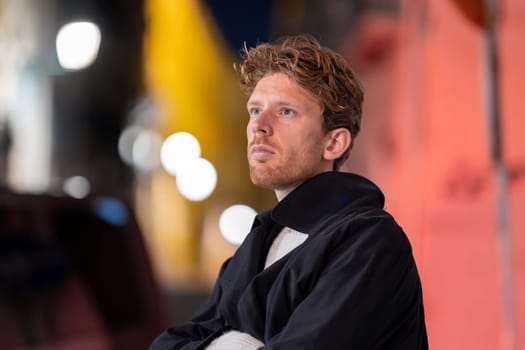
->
[250,145,275,160]
[250,145,275,154]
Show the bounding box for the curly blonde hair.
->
[237,34,363,170]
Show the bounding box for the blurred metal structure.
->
[481,0,515,348]
[451,0,515,347]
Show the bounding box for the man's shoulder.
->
[326,205,411,253]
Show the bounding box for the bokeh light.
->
[219,204,257,245]
[118,126,162,172]
[175,157,217,201]
[63,176,90,199]
[160,132,201,176]
[132,129,162,172]
[56,21,101,71]
[118,125,143,166]
[91,196,129,226]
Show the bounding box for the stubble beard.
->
[248,155,317,194]
[249,162,287,190]
[247,134,327,194]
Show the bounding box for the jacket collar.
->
[254,172,385,233]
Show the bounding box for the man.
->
[150,34,428,349]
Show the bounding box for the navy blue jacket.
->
[150,172,428,349]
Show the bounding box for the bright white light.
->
[219,204,257,245]
[132,129,162,172]
[176,157,217,201]
[63,176,91,199]
[160,132,201,176]
[56,21,101,71]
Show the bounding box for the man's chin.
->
[249,169,279,189]
[249,175,275,190]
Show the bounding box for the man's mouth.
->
[250,145,275,161]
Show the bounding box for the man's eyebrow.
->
[247,99,299,107]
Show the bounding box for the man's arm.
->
[149,260,232,350]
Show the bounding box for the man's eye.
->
[282,108,295,117]
[249,108,261,117]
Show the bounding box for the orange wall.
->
[345,0,525,348]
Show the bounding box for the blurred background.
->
[0,0,524,349]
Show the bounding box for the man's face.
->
[246,73,333,200]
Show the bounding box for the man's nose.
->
[249,111,272,136]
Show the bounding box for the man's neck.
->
[274,184,300,201]
[274,189,290,202]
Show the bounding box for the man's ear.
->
[323,128,351,161]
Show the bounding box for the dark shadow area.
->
[0,189,164,349]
